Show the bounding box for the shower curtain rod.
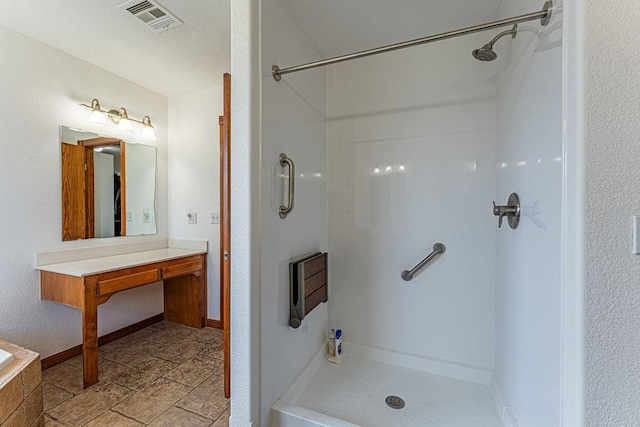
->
[272,1,553,81]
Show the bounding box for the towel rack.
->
[401,243,446,281]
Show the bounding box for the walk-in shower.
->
[263,0,564,424]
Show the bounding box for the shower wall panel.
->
[261,0,328,423]
[327,34,496,370]
[494,0,563,424]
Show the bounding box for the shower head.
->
[472,44,497,61]
[472,24,518,62]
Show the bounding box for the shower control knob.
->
[492,193,521,229]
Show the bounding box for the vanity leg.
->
[82,277,99,388]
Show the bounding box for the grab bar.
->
[401,243,446,281]
[279,153,295,219]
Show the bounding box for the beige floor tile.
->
[42,363,84,395]
[64,357,127,381]
[175,375,228,420]
[43,382,73,412]
[144,328,196,346]
[100,340,164,367]
[147,406,213,427]
[163,353,224,387]
[47,382,133,427]
[112,378,192,424]
[111,357,178,392]
[44,415,68,426]
[189,327,223,343]
[150,339,206,364]
[84,410,143,426]
[212,408,230,427]
[199,340,224,360]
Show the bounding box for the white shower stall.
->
[255,0,578,425]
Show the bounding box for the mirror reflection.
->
[60,126,157,241]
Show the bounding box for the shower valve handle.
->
[492,193,521,229]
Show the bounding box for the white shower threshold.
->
[272,342,508,427]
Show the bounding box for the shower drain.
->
[385,395,405,409]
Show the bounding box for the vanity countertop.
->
[36,247,206,277]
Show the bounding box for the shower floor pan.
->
[272,345,503,427]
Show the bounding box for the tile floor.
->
[42,321,229,427]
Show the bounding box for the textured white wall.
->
[261,0,328,423]
[326,35,496,370]
[586,1,640,425]
[493,0,564,425]
[0,24,168,358]
[168,86,223,320]
[229,0,261,424]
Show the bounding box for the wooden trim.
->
[221,72,232,399]
[78,137,122,148]
[84,146,95,238]
[41,313,164,370]
[206,319,223,329]
[120,141,127,236]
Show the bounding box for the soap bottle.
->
[328,328,342,364]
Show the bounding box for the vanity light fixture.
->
[110,108,134,133]
[88,99,108,126]
[80,99,156,140]
[140,116,157,141]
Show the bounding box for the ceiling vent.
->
[119,0,183,33]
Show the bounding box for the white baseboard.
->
[344,341,493,385]
[489,374,518,427]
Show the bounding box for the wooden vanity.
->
[37,248,207,388]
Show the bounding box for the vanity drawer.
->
[97,269,160,296]
[161,256,203,279]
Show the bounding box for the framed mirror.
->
[60,126,157,241]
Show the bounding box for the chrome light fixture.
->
[80,99,156,140]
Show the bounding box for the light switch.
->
[211,213,220,224]
[634,216,640,255]
[143,209,150,223]
[126,212,132,222]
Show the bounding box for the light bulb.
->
[116,108,134,133]
[88,99,107,125]
[118,118,132,132]
[89,109,107,125]
[141,116,156,141]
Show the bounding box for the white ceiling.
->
[0,0,504,96]
[283,0,504,58]
[0,0,230,96]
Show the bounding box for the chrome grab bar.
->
[279,153,295,219]
[401,243,446,281]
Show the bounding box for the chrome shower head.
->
[472,24,518,62]
[472,44,497,61]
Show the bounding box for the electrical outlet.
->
[126,212,132,222]
[211,213,220,224]
[143,208,150,223]
[187,209,197,224]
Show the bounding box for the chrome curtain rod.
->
[272,1,553,81]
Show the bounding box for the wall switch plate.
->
[211,213,220,224]
[187,209,197,224]
[143,208,150,223]
[126,212,132,222]
[633,216,640,254]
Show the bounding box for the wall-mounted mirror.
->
[60,126,157,241]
